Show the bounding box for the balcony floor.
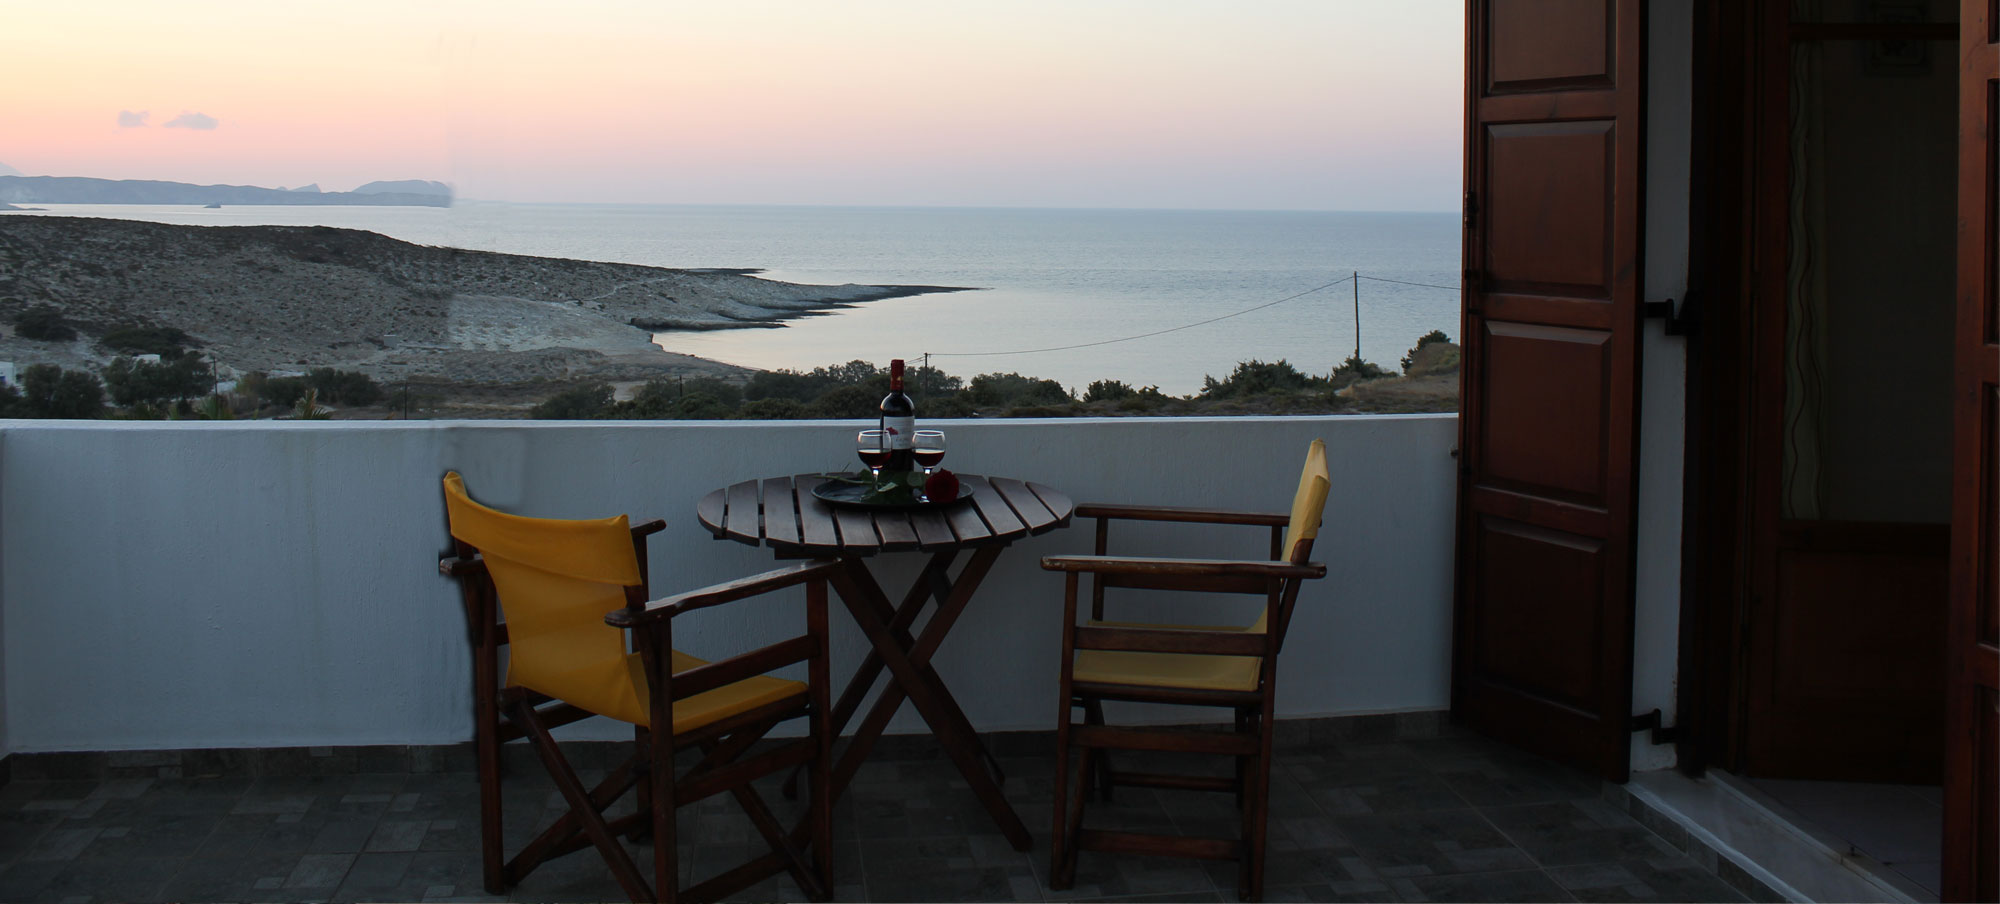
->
[0,729,1748,903]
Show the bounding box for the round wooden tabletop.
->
[697,473,1073,556]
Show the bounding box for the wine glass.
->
[913,430,947,474]
[856,430,889,480]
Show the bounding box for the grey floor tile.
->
[1482,800,1679,868]
[1394,868,1576,902]
[1548,858,1750,903]
[1335,808,1536,878]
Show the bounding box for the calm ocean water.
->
[11,202,1459,396]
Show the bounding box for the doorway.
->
[1696,0,1961,898]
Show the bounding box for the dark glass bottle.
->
[879,359,915,472]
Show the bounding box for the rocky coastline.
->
[0,215,974,388]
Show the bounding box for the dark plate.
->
[811,476,969,510]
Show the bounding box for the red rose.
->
[923,469,960,502]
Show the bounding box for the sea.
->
[5,202,1460,396]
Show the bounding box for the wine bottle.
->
[879,359,916,472]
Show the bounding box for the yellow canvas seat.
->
[439,472,835,904]
[1042,439,1330,902]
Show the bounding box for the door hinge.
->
[1629,709,1680,746]
[1642,290,1698,337]
[1462,191,1479,228]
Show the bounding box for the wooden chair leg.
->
[630,727,654,843]
[476,709,505,893]
[1050,701,1077,890]
[1239,713,1271,903]
[650,722,678,904]
[1084,697,1114,802]
[513,699,654,903]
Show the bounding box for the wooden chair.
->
[437,472,834,904]
[1041,439,1330,902]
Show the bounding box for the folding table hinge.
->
[1629,708,1680,746]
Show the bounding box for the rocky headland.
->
[0,215,973,388]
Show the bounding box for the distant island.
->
[0,175,452,207]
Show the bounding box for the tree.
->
[1199,360,1324,399]
[17,364,104,419]
[966,372,1072,408]
[306,368,383,406]
[12,305,75,341]
[103,353,211,407]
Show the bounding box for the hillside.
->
[0,215,973,386]
[0,176,450,207]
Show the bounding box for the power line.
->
[926,274,1357,359]
[1357,274,1461,292]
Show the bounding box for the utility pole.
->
[1352,271,1362,363]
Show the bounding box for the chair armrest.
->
[439,555,485,578]
[606,558,841,627]
[630,519,667,538]
[1075,503,1289,527]
[1041,555,1325,580]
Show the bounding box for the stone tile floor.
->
[0,730,1751,903]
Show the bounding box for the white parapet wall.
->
[0,415,1458,754]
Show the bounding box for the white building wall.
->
[1632,0,1694,773]
[0,415,1458,753]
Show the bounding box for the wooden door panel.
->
[1470,517,1605,708]
[1479,322,1610,504]
[1746,525,1947,784]
[1946,0,1999,897]
[1456,0,1642,782]
[1484,122,1616,293]
[1487,0,1611,92]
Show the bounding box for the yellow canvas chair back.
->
[1250,438,1329,633]
[441,471,649,725]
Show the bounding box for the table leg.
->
[828,549,1033,851]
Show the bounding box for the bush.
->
[808,383,884,419]
[532,383,614,419]
[620,380,737,419]
[1200,360,1324,399]
[1332,354,1390,385]
[1083,379,1134,403]
[16,364,104,418]
[12,305,75,341]
[1401,330,1453,372]
[307,368,384,406]
[966,372,1072,408]
[101,324,194,355]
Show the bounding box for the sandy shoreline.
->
[0,215,975,385]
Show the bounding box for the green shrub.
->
[1200,360,1324,399]
[12,305,75,341]
[101,324,195,355]
[1084,379,1134,403]
[1401,330,1453,372]
[807,383,884,419]
[532,383,614,419]
[307,368,384,406]
[1332,354,1390,385]
[966,372,1071,408]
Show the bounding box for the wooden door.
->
[1454,0,1645,782]
[1945,0,1999,898]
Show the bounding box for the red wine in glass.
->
[858,449,891,469]
[912,430,946,471]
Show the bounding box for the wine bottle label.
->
[883,416,915,449]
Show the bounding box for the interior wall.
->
[1632,0,1694,774]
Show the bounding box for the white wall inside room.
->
[1631,0,1693,774]
[0,415,1457,753]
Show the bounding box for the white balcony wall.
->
[0,415,1456,754]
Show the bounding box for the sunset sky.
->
[2,1,1462,211]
